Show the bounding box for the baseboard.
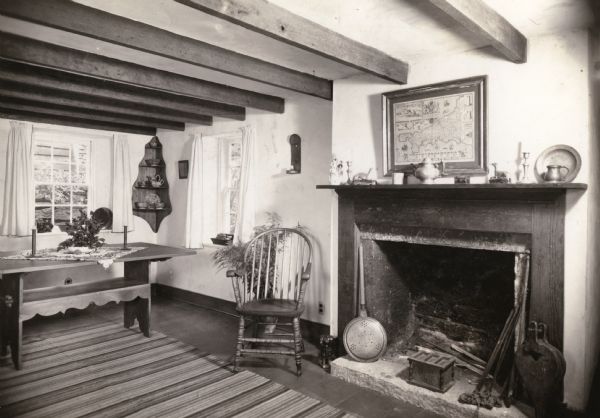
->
[153,283,330,347]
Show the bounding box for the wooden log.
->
[0,32,285,113]
[176,0,409,83]
[0,0,332,100]
[0,98,189,131]
[0,60,245,120]
[426,0,527,63]
[0,108,156,136]
[0,82,213,126]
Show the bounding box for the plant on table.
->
[57,210,105,250]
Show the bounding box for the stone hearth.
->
[331,357,529,418]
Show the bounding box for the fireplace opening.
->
[362,240,516,363]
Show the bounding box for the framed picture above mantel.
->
[382,75,487,177]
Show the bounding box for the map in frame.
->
[393,92,475,164]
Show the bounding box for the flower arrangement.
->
[57,210,105,250]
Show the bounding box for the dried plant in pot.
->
[57,210,105,252]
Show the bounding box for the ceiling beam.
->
[0,96,189,131]
[176,0,409,84]
[0,60,244,121]
[426,0,527,63]
[0,0,332,100]
[0,83,213,126]
[0,32,285,113]
[0,108,157,136]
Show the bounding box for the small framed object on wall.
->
[178,160,189,179]
[382,75,487,177]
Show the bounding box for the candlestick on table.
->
[122,225,130,250]
[31,228,37,257]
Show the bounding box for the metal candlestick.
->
[519,152,532,183]
[31,228,37,257]
[121,225,130,250]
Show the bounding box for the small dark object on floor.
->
[407,350,455,393]
[458,390,502,410]
[319,335,337,372]
[211,233,234,246]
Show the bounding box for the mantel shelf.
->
[317,183,587,202]
[317,183,587,191]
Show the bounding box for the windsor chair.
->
[227,228,313,376]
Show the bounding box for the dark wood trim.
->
[327,186,585,352]
[426,0,527,63]
[176,0,409,84]
[153,283,330,346]
[0,97,190,131]
[0,108,156,136]
[0,60,245,121]
[0,0,332,100]
[0,32,285,113]
[1,82,215,126]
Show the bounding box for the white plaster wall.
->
[330,30,592,410]
[0,118,158,287]
[155,93,333,323]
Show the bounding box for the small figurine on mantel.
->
[488,162,512,184]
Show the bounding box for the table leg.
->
[123,260,151,337]
[1,273,23,369]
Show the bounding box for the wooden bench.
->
[0,243,195,369]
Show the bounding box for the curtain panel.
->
[0,121,34,236]
[185,134,204,248]
[112,133,134,232]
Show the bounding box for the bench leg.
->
[1,274,23,369]
[124,297,151,338]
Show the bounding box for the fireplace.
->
[318,183,586,416]
[362,240,517,362]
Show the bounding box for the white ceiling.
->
[3,0,594,99]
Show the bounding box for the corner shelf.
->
[132,136,172,232]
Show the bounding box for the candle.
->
[31,228,37,256]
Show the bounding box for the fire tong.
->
[458,254,529,411]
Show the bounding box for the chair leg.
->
[292,317,302,376]
[234,315,245,372]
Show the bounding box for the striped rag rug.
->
[0,322,356,418]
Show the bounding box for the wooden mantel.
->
[319,182,587,351]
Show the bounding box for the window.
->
[33,132,92,232]
[218,137,242,234]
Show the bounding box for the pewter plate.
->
[534,144,581,183]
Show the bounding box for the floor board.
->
[15,296,442,418]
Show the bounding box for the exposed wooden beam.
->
[175,0,409,84]
[0,83,213,126]
[0,0,332,100]
[0,32,285,113]
[0,96,189,131]
[0,108,157,136]
[426,0,527,63]
[0,60,236,122]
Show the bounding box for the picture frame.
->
[382,75,487,177]
[178,160,189,179]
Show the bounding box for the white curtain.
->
[233,126,256,245]
[185,134,204,248]
[0,121,34,236]
[112,133,134,232]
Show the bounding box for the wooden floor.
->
[16,296,442,418]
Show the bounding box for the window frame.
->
[32,128,96,234]
[216,133,242,236]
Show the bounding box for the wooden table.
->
[0,243,195,369]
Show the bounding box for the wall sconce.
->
[286,134,301,174]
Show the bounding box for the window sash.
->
[32,131,93,232]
